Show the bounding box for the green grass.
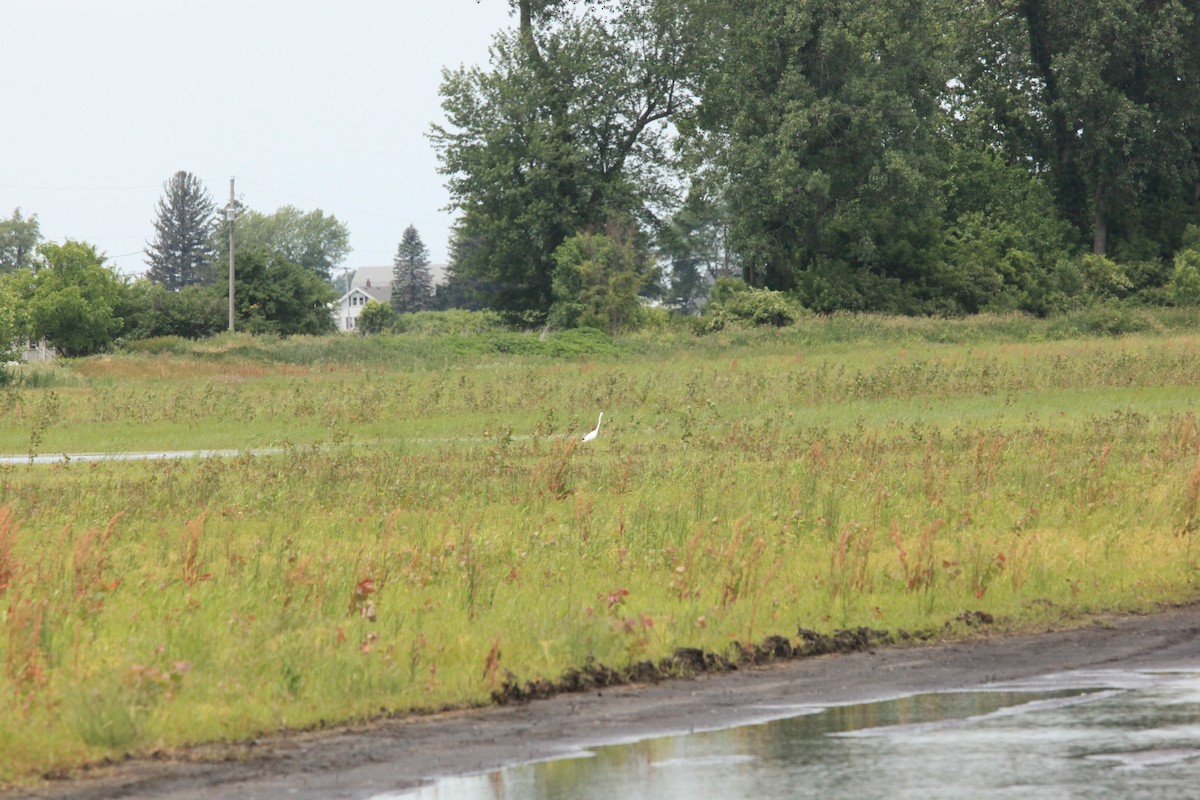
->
[2,312,1200,784]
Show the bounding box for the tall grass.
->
[2,313,1200,784]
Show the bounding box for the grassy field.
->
[2,311,1200,784]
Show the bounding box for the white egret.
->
[582,412,603,443]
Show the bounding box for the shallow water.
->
[388,669,1200,799]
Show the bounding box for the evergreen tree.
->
[433,227,492,310]
[391,225,434,313]
[145,171,217,289]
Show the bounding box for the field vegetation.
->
[2,310,1200,784]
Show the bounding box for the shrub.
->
[356,301,398,335]
[1170,247,1200,306]
[702,278,802,331]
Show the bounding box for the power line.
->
[0,182,158,192]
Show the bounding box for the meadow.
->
[2,310,1200,784]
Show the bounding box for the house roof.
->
[335,284,391,305]
[351,263,449,290]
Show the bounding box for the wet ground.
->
[6,606,1200,800]
[393,670,1200,798]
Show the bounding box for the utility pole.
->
[227,177,236,332]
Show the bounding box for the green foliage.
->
[701,278,801,331]
[549,228,647,334]
[215,206,350,282]
[217,249,337,336]
[1060,303,1153,337]
[118,336,192,356]
[413,0,1200,322]
[356,300,398,335]
[26,241,125,357]
[119,280,226,340]
[703,0,953,301]
[0,278,19,377]
[5,323,1200,783]
[1170,246,1200,306]
[0,208,40,273]
[431,1,702,320]
[391,309,504,337]
[391,225,434,313]
[938,146,1079,314]
[144,171,218,289]
[1076,254,1134,301]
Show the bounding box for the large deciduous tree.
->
[215,205,350,283]
[0,208,41,273]
[698,0,956,312]
[431,0,704,322]
[27,242,125,357]
[214,249,337,336]
[965,0,1200,260]
[391,225,435,313]
[145,171,218,289]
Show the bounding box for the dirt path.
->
[8,606,1200,800]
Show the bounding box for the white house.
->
[332,264,449,333]
[333,279,391,333]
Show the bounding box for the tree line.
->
[6,1,1200,359]
[433,0,1200,322]
[0,170,443,359]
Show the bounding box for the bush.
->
[1076,254,1133,300]
[1170,247,1200,306]
[393,309,505,337]
[701,278,802,331]
[1053,304,1155,337]
[356,301,398,335]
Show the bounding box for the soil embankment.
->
[8,606,1200,800]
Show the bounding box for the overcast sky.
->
[5,0,514,276]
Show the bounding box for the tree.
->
[356,300,398,334]
[0,276,20,368]
[216,206,350,283]
[548,224,647,334]
[391,225,435,313]
[960,1,1200,261]
[433,226,494,311]
[697,0,956,312]
[145,171,218,289]
[213,249,336,336]
[0,208,41,273]
[119,280,226,340]
[431,0,705,322]
[26,241,125,357]
[657,184,735,312]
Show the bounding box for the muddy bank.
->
[7,605,1200,800]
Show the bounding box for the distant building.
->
[332,264,447,333]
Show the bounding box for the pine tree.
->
[391,225,434,313]
[145,171,217,289]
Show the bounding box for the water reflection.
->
[389,670,1200,800]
